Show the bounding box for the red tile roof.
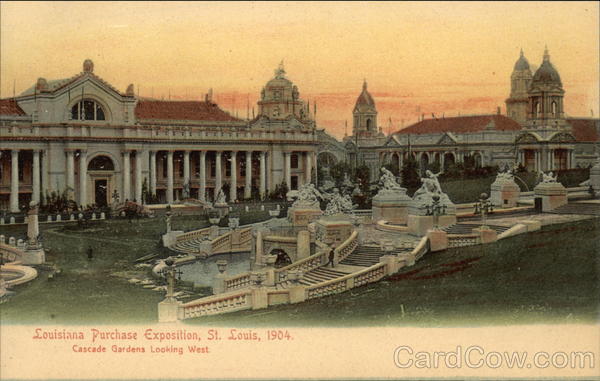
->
[568,118,599,142]
[135,100,240,122]
[394,114,522,135]
[0,98,26,116]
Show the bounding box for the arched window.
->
[366,118,372,130]
[88,155,114,171]
[71,99,106,121]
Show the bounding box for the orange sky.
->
[1,1,598,138]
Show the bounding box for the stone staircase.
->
[172,237,207,254]
[549,202,600,216]
[340,245,409,267]
[442,223,511,235]
[298,267,351,286]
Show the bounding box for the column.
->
[122,150,131,201]
[534,151,539,172]
[10,150,19,213]
[313,151,318,188]
[149,151,157,195]
[548,149,554,171]
[569,149,575,169]
[440,152,445,171]
[199,151,206,202]
[305,152,312,184]
[40,150,48,200]
[79,150,87,207]
[398,151,403,169]
[284,151,291,189]
[214,151,222,200]
[183,150,190,197]
[66,150,75,200]
[32,150,41,204]
[230,151,237,202]
[166,151,174,204]
[135,151,143,202]
[244,151,252,199]
[259,151,266,200]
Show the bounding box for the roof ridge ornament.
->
[274,60,286,79]
[543,45,550,62]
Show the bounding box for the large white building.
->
[338,48,599,176]
[0,60,318,212]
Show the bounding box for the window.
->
[71,99,106,121]
[88,156,114,171]
[162,155,167,178]
[551,102,557,118]
[366,118,372,130]
[291,154,299,169]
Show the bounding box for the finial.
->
[83,59,94,73]
[543,45,550,61]
[520,48,524,57]
[363,78,367,91]
[275,60,286,79]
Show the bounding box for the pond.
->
[177,251,253,287]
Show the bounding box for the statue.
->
[292,183,322,208]
[165,205,172,233]
[379,167,404,192]
[540,171,558,183]
[323,188,356,216]
[215,189,227,205]
[413,170,443,198]
[494,167,515,183]
[182,181,190,199]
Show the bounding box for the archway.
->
[473,152,482,168]
[443,152,455,171]
[420,153,429,174]
[270,249,292,268]
[87,155,116,207]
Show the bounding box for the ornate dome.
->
[265,61,293,88]
[354,80,376,111]
[513,49,530,71]
[532,47,562,86]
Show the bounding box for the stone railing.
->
[274,250,327,284]
[211,227,253,254]
[181,288,253,319]
[1,262,38,286]
[175,226,214,243]
[224,272,253,292]
[0,243,23,262]
[335,230,358,263]
[306,262,388,300]
[411,236,430,261]
[447,234,480,248]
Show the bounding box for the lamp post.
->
[474,192,493,229]
[425,194,446,230]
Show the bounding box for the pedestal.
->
[21,248,45,265]
[372,190,412,224]
[251,287,268,310]
[162,230,184,247]
[407,214,456,236]
[214,204,229,218]
[314,216,353,246]
[472,227,497,244]
[158,298,182,323]
[212,272,227,294]
[534,182,567,211]
[289,285,307,304]
[288,207,322,227]
[296,230,311,260]
[490,180,520,208]
[379,255,401,275]
[426,229,448,252]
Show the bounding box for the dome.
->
[513,49,530,71]
[532,48,562,86]
[265,61,292,88]
[354,80,376,110]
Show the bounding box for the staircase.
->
[442,223,511,235]
[549,202,600,216]
[340,245,409,267]
[298,267,351,286]
[172,237,206,254]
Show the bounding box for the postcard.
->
[1,1,599,380]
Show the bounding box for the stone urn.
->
[287,270,298,283]
[265,254,277,267]
[216,260,228,274]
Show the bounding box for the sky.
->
[1,1,598,138]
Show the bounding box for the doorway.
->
[95,179,108,207]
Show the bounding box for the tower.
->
[506,49,532,124]
[526,46,567,129]
[352,80,378,137]
[257,61,308,122]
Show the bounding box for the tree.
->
[401,156,421,195]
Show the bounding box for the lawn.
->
[1,215,598,326]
